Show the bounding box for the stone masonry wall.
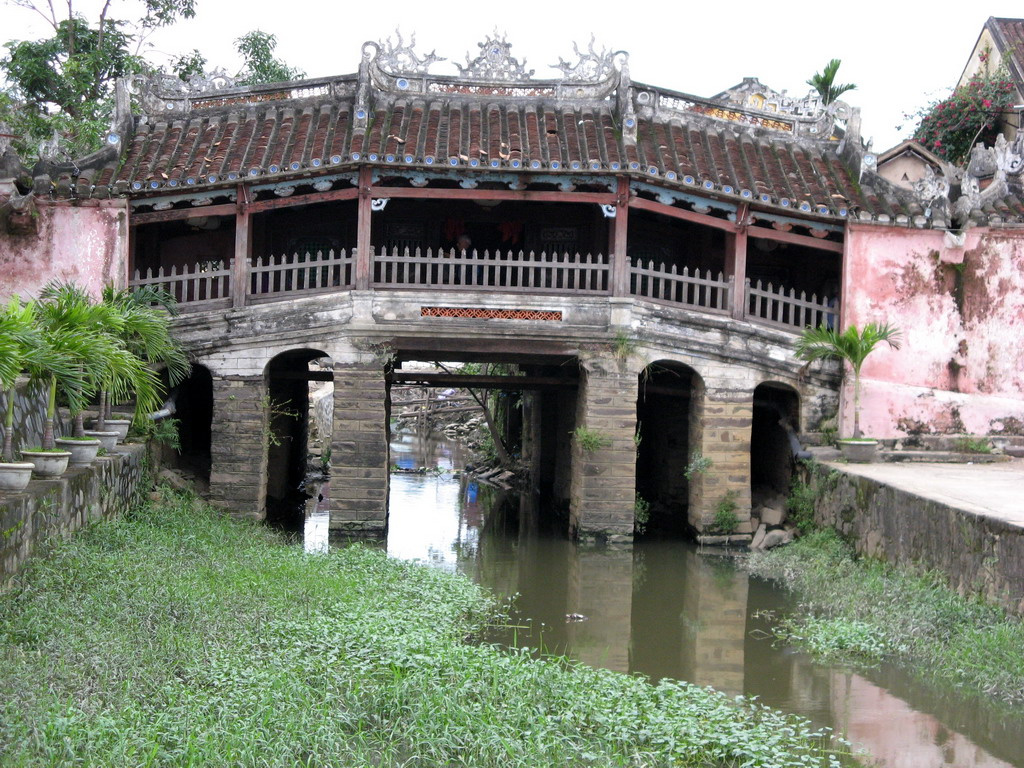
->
[1,444,146,583]
[0,378,64,457]
[690,390,753,532]
[208,376,267,519]
[569,360,637,540]
[329,361,389,534]
[812,463,1024,616]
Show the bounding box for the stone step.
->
[881,450,1011,464]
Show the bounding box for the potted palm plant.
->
[0,298,43,490]
[795,322,902,462]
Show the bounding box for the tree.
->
[1,0,197,161]
[795,323,901,440]
[234,30,304,86]
[806,59,855,106]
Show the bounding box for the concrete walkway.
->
[826,458,1024,529]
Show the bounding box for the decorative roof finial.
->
[552,35,621,82]
[376,29,445,75]
[456,31,533,81]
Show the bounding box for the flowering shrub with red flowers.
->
[910,73,1017,164]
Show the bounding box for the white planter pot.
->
[55,438,102,465]
[83,430,119,452]
[0,462,35,491]
[103,420,131,442]
[838,439,879,463]
[20,451,72,477]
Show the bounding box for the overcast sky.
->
[2,0,1023,150]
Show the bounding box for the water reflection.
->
[304,432,1024,768]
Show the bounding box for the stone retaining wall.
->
[812,463,1024,616]
[0,378,66,456]
[0,444,147,584]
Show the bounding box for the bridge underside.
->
[169,287,838,541]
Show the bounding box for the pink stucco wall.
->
[841,224,1024,437]
[0,198,129,302]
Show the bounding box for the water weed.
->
[747,529,1024,704]
[0,490,854,766]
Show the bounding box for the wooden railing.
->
[629,261,731,313]
[250,249,354,301]
[372,247,610,294]
[745,279,837,330]
[129,251,840,334]
[131,261,232,308]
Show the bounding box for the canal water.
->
[303,431,1024,768]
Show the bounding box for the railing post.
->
[725,210,748,320]
[610,177,630,296]
[232,184,252,308]
[355,166,373,290]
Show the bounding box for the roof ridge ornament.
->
[456,32,534,82]
[552,36,622,82]
[375,30,445,75]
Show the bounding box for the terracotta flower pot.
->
[0,462,35,491]
[20,451,72,477]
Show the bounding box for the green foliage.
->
[633,494,650,534]
[611,330,636,362]
[908,49,1017,164]
[573,425,610,453]
[955,436,992,454]
[0,491,851,766]
[234,30,305,86]
[683,450,712,481]
[713,490,739,534]
[747,529,1024,703]
[0,1,197,162]
[143,416,180,450]
[786,474,819,535]
[806,58,855,105]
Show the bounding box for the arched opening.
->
[154,363,213,487]
[750,382,801,510]
[635,361,704,537]
[264,349,334,529]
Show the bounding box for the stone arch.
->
[264,348,334,527]
[635,359,706,536]
[751,380,802,511]
[166,362,213,484]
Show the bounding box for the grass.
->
[747,530,1024,704]
[0,489,854,767]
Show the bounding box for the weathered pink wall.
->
[0,198,129,301]
[840,224,1024,437]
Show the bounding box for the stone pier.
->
[329,359,390,534]
[570,359,638,539]
[208,375,268,519]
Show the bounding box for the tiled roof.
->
[25,34,1024,228]
[990,18,1024,91]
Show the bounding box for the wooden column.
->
[725,205,749,320]
[610,177,630,297]
[232,184,252,308]
[355,166,373,290]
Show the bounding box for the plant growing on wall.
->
[795,323,902,440]
[573,425,610,453]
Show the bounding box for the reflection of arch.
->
[169,363,213,483]
[264,349,333,526]
[635,360,704,536]
[751,381,802,503]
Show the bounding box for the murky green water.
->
[304,433,1024,768]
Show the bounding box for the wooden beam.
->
[725,204,749,320]
[370,186,616,205]
[610,177,630,297]
[746,225,844,253]
[249,186,359,213]
[391,372,577,390]
[130,203,237,226]
[355,167,373,290]
[628,196,738,232]
[232,184,252,308]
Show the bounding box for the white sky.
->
[2,0,1023,150]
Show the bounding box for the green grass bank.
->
[747,530,1024,705]
[0,489,854,767]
